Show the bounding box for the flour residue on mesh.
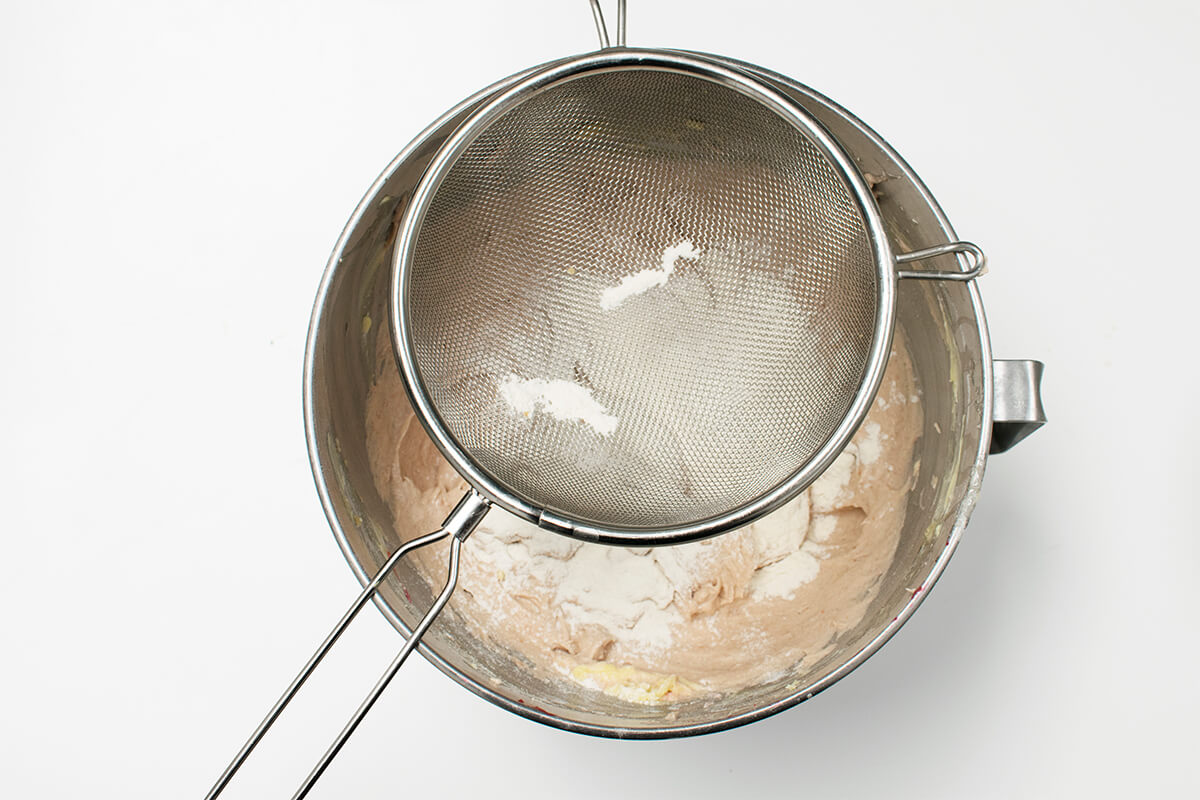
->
[499,375,619,436]
[600,240,701,310]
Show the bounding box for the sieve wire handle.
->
[203,489,491,800]
[896,241,987,280]
[589,0,627,48]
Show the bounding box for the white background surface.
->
[3,1,1197,797]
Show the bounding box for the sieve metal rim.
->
[389,48,897,546]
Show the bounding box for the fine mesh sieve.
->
[394,52,900,542]
[206,15,986,800]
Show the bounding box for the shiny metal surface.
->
[990,359,1046,453]
[303,51,1031,738]
[204,494,487,797]
[589,0,626,48]
[393,49,896,543]
[897,241,988,281]
[293,535,466,800]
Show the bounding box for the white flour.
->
[600,240,701,310]
[499,375,619,436]
[464,461,861,652]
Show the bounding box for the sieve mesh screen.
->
[404,67,878,530]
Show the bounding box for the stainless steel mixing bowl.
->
[303,53,1044,738]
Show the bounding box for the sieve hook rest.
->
[896,241,987,281]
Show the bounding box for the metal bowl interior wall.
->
[303,53,990,738]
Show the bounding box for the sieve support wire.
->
[589,0,627,48]
[896,241,987,281]
[203,489,490,800]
